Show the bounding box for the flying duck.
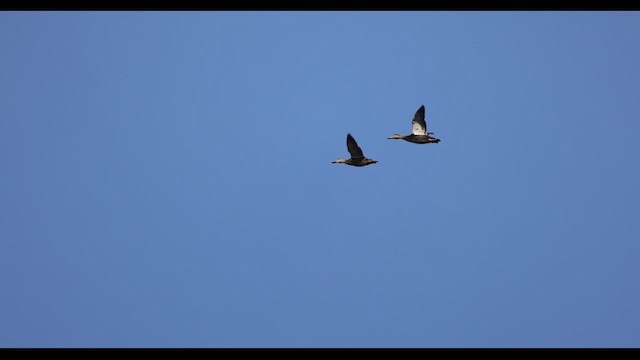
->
[388,105,440,144]
[332,133,378,167]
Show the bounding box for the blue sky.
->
[1,11,640,348]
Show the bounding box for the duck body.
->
[393,134,441,144]
[335,157,378,166]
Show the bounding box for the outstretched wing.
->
[411,105,427,136]
[346,133,364,159]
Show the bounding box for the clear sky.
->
[1,11,640,348]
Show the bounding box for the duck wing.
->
[346,133,364,159]
[411,105,427,136]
